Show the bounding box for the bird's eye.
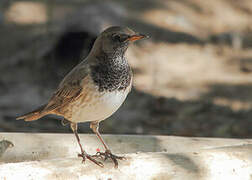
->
[112,34,121,42]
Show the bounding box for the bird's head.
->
[90,26,148,57]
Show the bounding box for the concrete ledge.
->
[0,133,252,179]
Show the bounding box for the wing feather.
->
[43,64,89,113]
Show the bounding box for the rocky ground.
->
[0,0,251,137]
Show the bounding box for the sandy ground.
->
[0,0,251,137]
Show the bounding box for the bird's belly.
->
[70,89,129,123]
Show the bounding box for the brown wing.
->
[44,84,82,112]
[43,64,89,113]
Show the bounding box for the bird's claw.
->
[78,153,104,167]
[92,150,126,168]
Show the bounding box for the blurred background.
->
[0,0,251,138]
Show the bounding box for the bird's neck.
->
[95,50,128,68]
[90,50,132,92]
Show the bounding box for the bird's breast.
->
[68,77,132,123]
[90,56,132,92]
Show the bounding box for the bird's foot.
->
[92,150,126,168]
[78,152,104,167]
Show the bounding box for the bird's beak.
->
[127,34,149,42]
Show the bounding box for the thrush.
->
[17,26,147,168]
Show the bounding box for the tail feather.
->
[16,104,47,121]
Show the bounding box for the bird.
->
[16,26,148,168]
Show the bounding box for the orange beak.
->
[127,34,148,42]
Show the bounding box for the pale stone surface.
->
[0,133,251,179]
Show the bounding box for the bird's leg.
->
[90,121,125,168]
[70,123,104,167]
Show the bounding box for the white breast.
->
[70,86,131,123]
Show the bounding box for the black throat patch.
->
[90,51,132,92]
